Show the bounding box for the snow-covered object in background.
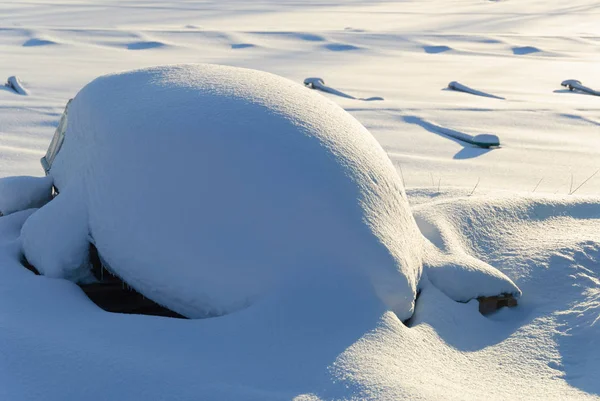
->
[447,81,505,100]
[21,64,519,319]
[561,79,600,96]
[0,176,53,216]
[469,134,500,148]
[304,77,384,101]
[6,76,29,95]
[406,117,501,148]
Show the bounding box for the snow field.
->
[1,0,599,400]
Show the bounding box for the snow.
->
[447,81,505,100]
[561,79,600,96]
[37,63,428,319]
[1,0,600,400]
[304,77,384,101]
[23,63,518,320]
[21,181,91,282]
[6,76,29,96]
[0,175,53,215]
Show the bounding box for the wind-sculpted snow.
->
[3,190,598,401]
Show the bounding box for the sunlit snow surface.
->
[1,1,599,400]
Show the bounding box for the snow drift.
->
[0,175,53,216]
[20,64,519,319]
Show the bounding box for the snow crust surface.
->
[1,0,600,400]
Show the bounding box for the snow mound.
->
[0,175,53,216]
[0,208,36,243]
[22,37,58,47]
[415,201,521,301]
[29,64,425,319]
[414,193,600,306]
[21,182,91,282]
[21,64,521,321]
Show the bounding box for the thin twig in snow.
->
[469,177,480,196]
[569,173,574,194]
[532,178,543,193]
[569,169,599,195]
